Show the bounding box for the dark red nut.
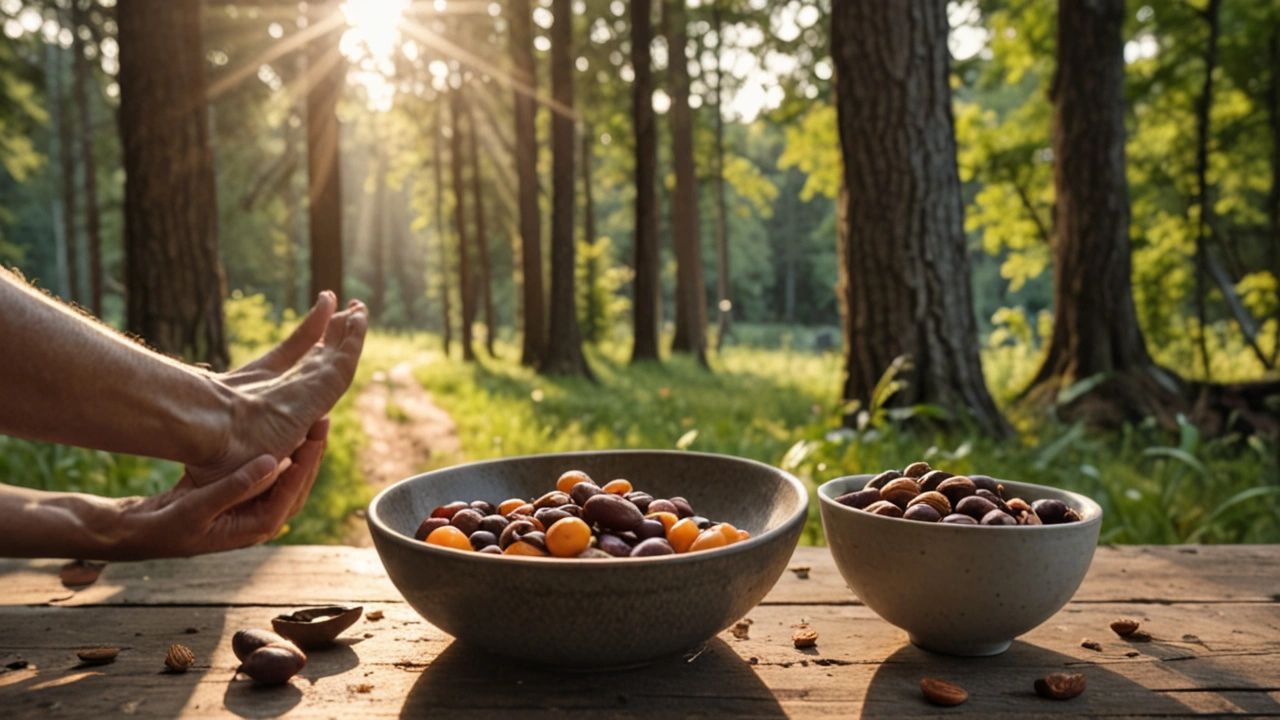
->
[903,504,941,522]
[981,509,1018,526]
[469,500,495,516]
[866,469,903,489]
[835,488,882,510]
[499,519,536,549]
[413,517,449,541]
[936,477,977,507]
[976,489,1011,515]
[520,531,548,552]
[469,530,498,550]
[232,629,290,663]
[504,503,536,519]
[917,470,954,493]
[576,548,612,559]
[624,491,654,513]
[534,507,573,530]
[630,538,675,557]
[596,533,633,557]
[556,503,583,518]
[941,513,978,525]
[1032,499,1070,524]
[570,481,604,506]
[478,514,510,536]
[533,491,571,510]
[449,509,484,536]
[647,499,679,515]
[636,519,667,540]
[430,501,470,520]
[583,494,645,532]
[864,500,904,518]
[955,495,997,520]
[668,496,696,519]
[969,475,1005,497]
[478,545,504,555]
[239,644,307,685]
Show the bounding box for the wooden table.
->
[2,545,1278,718]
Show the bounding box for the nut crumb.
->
[1080,639,1102,652]
[792,625,818,649]
[789,566,811,579]
[352,683,374,694]
[731,619,752,640]
[366,610,384,621]
[1125,650,1140,658]
[748,656,759,665]
[184,627,199,634]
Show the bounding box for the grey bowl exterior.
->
[368,451,808,668]
[818,474,1102,656]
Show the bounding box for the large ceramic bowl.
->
[818,474,1102,657]
[368,451,808,668]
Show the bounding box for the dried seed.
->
[920,678,968,707]
[731,620,752,640]
[76,647,119,665]
[903,461,932,478]
[789,566,811,579]
[164,644,195,672]
[1035,673,1086,700]
[792,626,818,649]
[1081,639,1102,652]
[352,683,374,694]
[365,610,384,621]
[1110,618,1140,636]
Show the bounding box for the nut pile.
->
[834,462,1083,526]
[414,470,750,558]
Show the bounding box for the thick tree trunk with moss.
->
[830,0,1007,436]
[118,0,228,368]
[540,0,591,377]
[306,0,345,302]
[630,0,661,363]
[449,87,476,362]
[663,0,708,367]
[509,0,545,367]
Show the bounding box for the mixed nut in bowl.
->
[818,463,1102,657]
[367,450,808,668]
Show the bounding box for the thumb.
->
[180,454,284,518]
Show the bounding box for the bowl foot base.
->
[908,634,1011,657]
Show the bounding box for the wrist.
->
[189,374,244,477]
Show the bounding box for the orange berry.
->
[716,523,740,545]
[737,529,751,542]
[602,479,633,495]
[545,517,592,558]
[425,526,472,551]
[667,518,701,553]
[689,528,729,553]
[498,498,526,516]
[556,470,593,494]
[646,511,679,533]
[503,540,548,557]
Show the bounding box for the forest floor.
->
[345,360,459,546]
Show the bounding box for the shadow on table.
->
[401,638,787,718]
[859,639,1269,717]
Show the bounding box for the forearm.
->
[0,269,234,466]
[0,484,126,559]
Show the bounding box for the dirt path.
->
[348,361,460,545]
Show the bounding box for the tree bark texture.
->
[509,0,546,367]
[1032,0,1154,388]
[630,0,660,363]
[307,0,345,302]
[1191,0,1222,379]
[712,0,730,351]
[466,95,497,357]
[72,0,102,316]
[449,87,476,361]
[581,124,599,341]
[369,153,387,322]
[55,39,79,305]
[540,0,591,377]
[118,0,229,368]
[435,104,453,356]
[664,0,707,366]
[830,0,1006,436]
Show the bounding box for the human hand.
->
[187,292,365,487]
[109,419,330,560]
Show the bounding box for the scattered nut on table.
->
[366,610,385,621]
[731,620,752,640]
[76,647,119,665]
[1035,673,1086,700]
[164,644,195,672]
[920,678,968,706]
[1081,638,1102,651]
[232,629,308,685]
[792,626,818,649]
[1110,618,1140,637]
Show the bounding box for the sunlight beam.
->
[206,11,345,102]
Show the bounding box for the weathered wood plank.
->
[1,600,1277,717]
[3,545,1279,608]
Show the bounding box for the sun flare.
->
[340,0,410,63]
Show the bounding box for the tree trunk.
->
[369,152,387,322]
[393,184,419,325]
[581,124,599,342]
[663,0,708,366]
[71,2,102,316]
[466,94,497,357]
[540,0,591,377]
[118,0,228,368]
[1270,29,1280,365]
[712,0,730,351]
[630,0,661,363]
[509,0,546,367]
[449,86,476,361]
[307,0,345,302]
[1191,0,1222,380]
[55,37,79,305]
[435,103,453,356]
[831,0,1006,436]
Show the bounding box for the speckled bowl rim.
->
[368,450,809,566]
[818,474,1104,532]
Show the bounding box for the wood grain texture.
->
[1,546,1277,717]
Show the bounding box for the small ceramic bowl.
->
[818,474,1102,656]
[368,450,808,668]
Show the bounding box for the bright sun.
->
[340,0,410,111]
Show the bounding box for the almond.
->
[920,678,968,706]
[1035,672,1086,700]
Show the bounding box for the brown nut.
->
[449,509,484,536]
[880,478,921,509]
[413,517,449,542]
[920,677,968,706]
[582,493,645,532]
[240,644,307,685]
[941,513,978,525]
[499,519,537,549]
[917,470,954,493]
[903,504,941,523]
[505,503,536,519]
[533,491,571,510]
[936,476,977,507]
[955,495,997,520]
[907,491,951,516]
[792,626,818,649]
[864,500,904,518]
[903,461,932,478]
[164,644,195,672]
[969,474,1004,496]
[1110,618,1140,637]
[76,647,119,665]
[1035,672,1086,700]
[233,628,290,662]
[981,509,1018,526]
[1081,639,1102,651]
[834,488,882,510]
[975,489,1011,515]
[866,469,903,490]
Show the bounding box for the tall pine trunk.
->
[831,0,1006,436]
[118,0,228,368]
[71,2,102,316]
[55,38,79,305]
[307,0,345,301]
[663,0,708,366]
[369,152,387,322]
[466,95,497,357]
[509,0,546,367]
[581,124,599,341]
[630,0,660,362]
[449,86,476,361]
[540,0,591,377]
[711,0,730,350]
[435,104,453,356]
